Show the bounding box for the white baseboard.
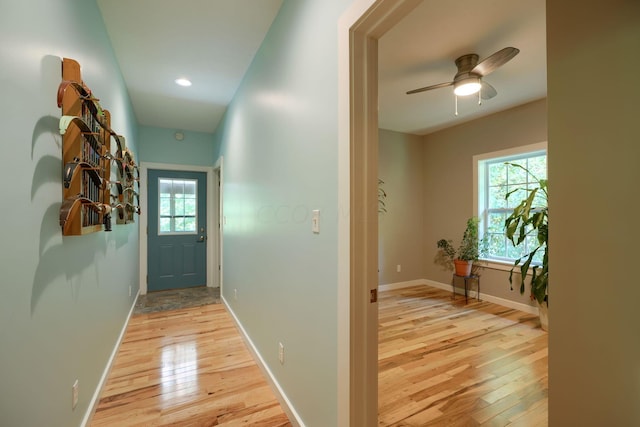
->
[81,291,140,427]
[222,296,303,427]
[217,280,535,427]
[379,279,430,291]
[381,278,538,315]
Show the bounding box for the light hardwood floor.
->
[91,304,292,426]
[378,284,548,426]
[92,285,547,426]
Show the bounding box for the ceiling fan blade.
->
[472,47,520,76]
[406,81,453,95]
[480,81,497,99]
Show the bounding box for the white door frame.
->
[139,162,217,295]
[213,156,223,294]
[338,0,421,424]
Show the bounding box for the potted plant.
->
[378,178,387,214]
[504,162,548,330]
[436,217,484,276]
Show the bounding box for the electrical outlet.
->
[397,264,402,273]
[72,380,79,410]
[278,342,285,364]
[234,288,238,301]
[129,285,132,297]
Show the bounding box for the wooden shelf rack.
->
[57,58,139,235]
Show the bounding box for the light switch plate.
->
[312,210,320,233]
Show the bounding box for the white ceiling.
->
[379,0,547,135]
[96,0,283,134]
[96,0,546,136]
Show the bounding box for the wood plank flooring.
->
[92,284,547,426]
[91,304,291,426]
[378,284,548,426]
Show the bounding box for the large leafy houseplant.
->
[504,163,548,305]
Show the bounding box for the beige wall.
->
[547,0,640,424]
[379,99,547,306]
[378,129,426,284]
[423,99,547,305]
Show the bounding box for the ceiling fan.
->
[406,47,520,101]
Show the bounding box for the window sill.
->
[477,259,516,272]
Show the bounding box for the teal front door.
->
[147,169,207,291]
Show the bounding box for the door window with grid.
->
[476,145,547,264]
[158,178,197,234]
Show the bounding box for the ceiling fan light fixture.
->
[453,76,481,96]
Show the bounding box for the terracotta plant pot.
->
[453,259,473,277]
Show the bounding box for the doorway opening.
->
[139,162,217,295]
[345,1,422,424]
[346,0,548,424]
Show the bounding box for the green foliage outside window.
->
[484,154,546,264]
[503,162,548,304]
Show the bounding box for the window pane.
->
[184,217,196,232]
[174,198,185,216]
[487,233,507,258]
[506,186,528,209]
[185,199,196,216]
[532,244,546,264]
[488,163,507,186]
[506,242,519,260]
[160,197,171,216]
[479,149,547,264]
[184,181,196,197]
[174,181,185,198]
[159,179,172,197]
[487,212,506,233]
[525,235,545,263]
[488,186,507,209]
[528,155,547,180]
[157,177,198,234]
[160,217,171,233]
[507,160,527,186]
[532,190,546,209]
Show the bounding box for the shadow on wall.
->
[31,116,60,160]
[29,55,135,315]
[30,203,131,316]
[30,206,108,315]
[30,111,110,315]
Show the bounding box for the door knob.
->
[198,235,205,242]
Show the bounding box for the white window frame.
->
[158,177,198,235]
[473,141,547,271]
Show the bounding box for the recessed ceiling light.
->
[175,78,192,87]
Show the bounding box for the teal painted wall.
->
[0,0,139,426]
[138,126,218,166]
[214,1,350,424]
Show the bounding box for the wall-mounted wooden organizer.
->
[57,58,140,235]
[113,145,140,225]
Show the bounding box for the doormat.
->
[134,286,221,314]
